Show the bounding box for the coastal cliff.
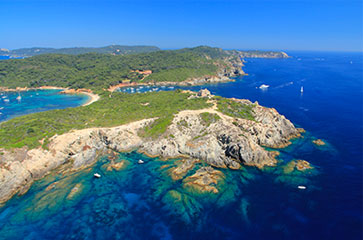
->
[149,55,246,87]
[0,90,300,204]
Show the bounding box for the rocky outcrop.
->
[313,139,326,146]
[231,99,301,148]
[0,97,301,204]
[140,97,300,169]
[282,160,313,174]
[183,166,224,194]
[182,56,245,86]
[167,158,200,181]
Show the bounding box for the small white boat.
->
[298,185,306,190]
[259,84,269,89]
[16,94,21,101]
[300,86,304,93]
[138,160,144,164]
[3,99,9,102]
[94,173,101,178]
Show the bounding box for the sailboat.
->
[300,86,304,93]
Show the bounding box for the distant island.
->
[0,45,161,58]
[0,46,300,204]
[0,45,290,59]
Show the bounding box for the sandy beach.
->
[81,92,100,106]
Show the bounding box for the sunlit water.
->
[0,52,362,239]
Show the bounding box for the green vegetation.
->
[138,116,174,140]
[215,97,255,121]
[0,91,211,149]
[0,45,160,57]
[0,46,230,91]
[199,112,221,127]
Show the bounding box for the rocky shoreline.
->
[108,56,246,91]
[0,91,302,204]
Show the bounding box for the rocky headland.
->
[227,50,290,59]
[108,56,246,91]
[0,90,302,204]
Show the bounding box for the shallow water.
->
[0,89,90,122]
[0,51,362,239]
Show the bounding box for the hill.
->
[0,46,243,91]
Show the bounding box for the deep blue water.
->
[0,89,90,122]
[0,52,362,239]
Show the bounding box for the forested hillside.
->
[0,46,232,90]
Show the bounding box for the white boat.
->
[3,99,9,102]
[259,84,269,89]
[94,173,101,178]
[298,185,306,190]
[138,160,144,164]
[16,93,21,101]
[300,86,304,93]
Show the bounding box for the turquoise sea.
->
[0,89,90,122]
[0,52,362,239]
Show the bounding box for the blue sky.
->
[0,0,362,51]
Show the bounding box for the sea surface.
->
[0,56,90,122]
[0,52,362,239]
[0,90,90,122]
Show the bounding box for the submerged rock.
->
[312,139,326,146]
[282,160,313,174]
[167,158,200,181]
[106,160,128,171]
[183,166,224,194]
[67,183,83,200]
[162,189,203,225]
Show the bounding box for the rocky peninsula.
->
[0,90,302,204]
